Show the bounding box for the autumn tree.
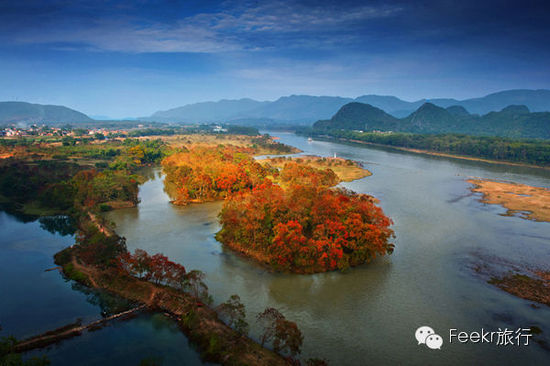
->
[278,161,339,187]
[217,180,394,273]
[162,145,268,205]
[118,249,186,289]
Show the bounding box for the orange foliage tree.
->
[162,145,268,205]
[278,161,339,187]
[217,179,394,273]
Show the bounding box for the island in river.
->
[162,144,394,274]
[468,178,550,222]
[467,178,550,309]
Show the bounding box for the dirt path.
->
[71,258,100,288]
[88,212,115,237]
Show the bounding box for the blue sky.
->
[0,0,549,118]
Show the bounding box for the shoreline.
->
[310,135,550,171]
[52,214,291,366]
[467,178,550,222]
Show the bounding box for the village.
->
[0,124,229,139]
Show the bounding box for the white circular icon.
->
[415,326,435,345]
[425,334,443,349]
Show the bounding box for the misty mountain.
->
[149,98,269,123]
[357,89,550,117]
[314,102,550,139]
[433,89,550,115]
[247,95,353,123]
[145,95,354,123]
[145,89,550,124]
[0,101,93,125]
[146,95,353,124]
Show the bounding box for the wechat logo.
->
[415,326,443,350]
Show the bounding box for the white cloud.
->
[11,1,402,53]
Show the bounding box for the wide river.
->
[2,132,549,365]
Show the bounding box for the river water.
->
[2,132,549,365]
[0,211,204,365]
[105,132,550,365]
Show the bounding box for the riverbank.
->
[51,209,294,365]
[54,246,289,366]
[313,135,550,171]
[467,178,550,222]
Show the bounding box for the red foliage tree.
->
[217,180,394,273]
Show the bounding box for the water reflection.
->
[69,282,136,316]
[0,209,207,365]
[39,216,77,236]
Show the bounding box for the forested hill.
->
[0,102,93,125]
[145,89,550,123]
[313,102,550,139]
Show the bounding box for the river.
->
[0,211,205,365]
[2,132,550,365]
[106,132,550,365]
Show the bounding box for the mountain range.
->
[313,102,550,139]
[2,89,550,131]
[0,101,93,125]
[145,89,550,123]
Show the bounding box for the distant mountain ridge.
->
[0,101,93,125]
[147,95,354,125]
[313,102,550,139]
[145,89,550,124]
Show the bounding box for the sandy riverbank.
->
[467,178,550,222]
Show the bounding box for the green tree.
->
[216,295,249,336]
[0,326,50,366]
[183,270,212,304]
[256,308,303,357]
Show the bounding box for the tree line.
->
[297,128,550,166]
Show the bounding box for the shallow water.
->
[104,132,550,365]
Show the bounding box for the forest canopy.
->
[217,181,394,273]
[161,142,395,273]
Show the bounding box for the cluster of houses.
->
[352,129,394,135]
[1,123,230,139]
[0,125,128,138]
[0,125,71,137]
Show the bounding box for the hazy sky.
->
[0,0,549,118]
